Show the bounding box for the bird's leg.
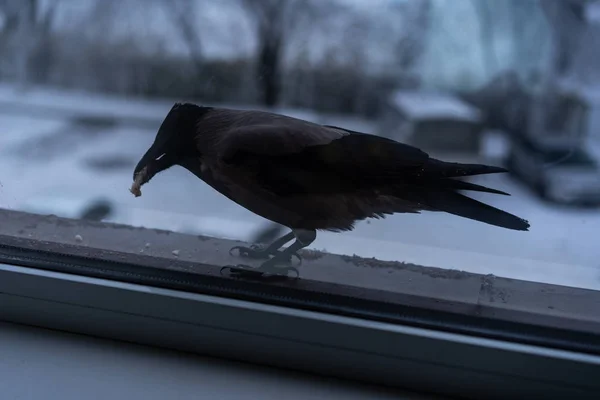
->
[223,229,316,279]
[229,231,301,264]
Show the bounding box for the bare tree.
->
[507,0,547,72]
[71,0,172,94]
[0,0,58,85]
[541,0,590,79]
[164,0,203,78]
[471,0,499,76]
[530,0,593,137]
[240,0,331,107]
[394,0,430,72]
[241,0,286,106]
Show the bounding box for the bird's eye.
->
[155,153,166,161]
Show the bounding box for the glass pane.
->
[0,0,598,340]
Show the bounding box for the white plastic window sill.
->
[0,209,599,399]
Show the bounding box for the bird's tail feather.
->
[425,159,508,178]
[421,178,510,196]
[402,190,530,231]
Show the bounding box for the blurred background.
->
[0,0,599,288]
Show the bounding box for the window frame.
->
[1,210,599,399]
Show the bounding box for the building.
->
[377,90,485,163]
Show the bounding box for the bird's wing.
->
[219,124,430,196]
[216,122,530,231]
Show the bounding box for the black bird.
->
[131,103,530,278]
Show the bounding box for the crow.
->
[131,103,530,279]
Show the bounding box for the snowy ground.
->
[1,83,599,290]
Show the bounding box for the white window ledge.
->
[1,209,599,399]
[1,321,436,400]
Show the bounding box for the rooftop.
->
[391,91,482,122]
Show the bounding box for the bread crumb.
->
[172,249,180,256]
[129,186,141,197]
[74,234,83,242]
[130,167,147,197]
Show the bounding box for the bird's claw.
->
[229,244,268,259]
[228,245,302,265]
[220,264,299,280]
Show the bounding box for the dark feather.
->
[224,132,428,194]
[218,124,528,231]
[398,189,530,231]
[422,159,508,178]
[224,132,508,196]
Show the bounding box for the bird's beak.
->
[132,142,176,188]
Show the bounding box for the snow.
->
[0,84,599,290]
[0,115,68,151]
[0,85,172,121]
[481,130,510,160]
[391,91,482,122]
[586,1,600,23]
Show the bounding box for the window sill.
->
[0,321,437,400]
[1,209,599,399]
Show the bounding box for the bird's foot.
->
[229,244,269,259]
[229,244,302,265]
[220,263,300,280]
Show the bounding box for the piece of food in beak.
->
[130,166,148,197]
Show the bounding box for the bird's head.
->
[131,102,211,196]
